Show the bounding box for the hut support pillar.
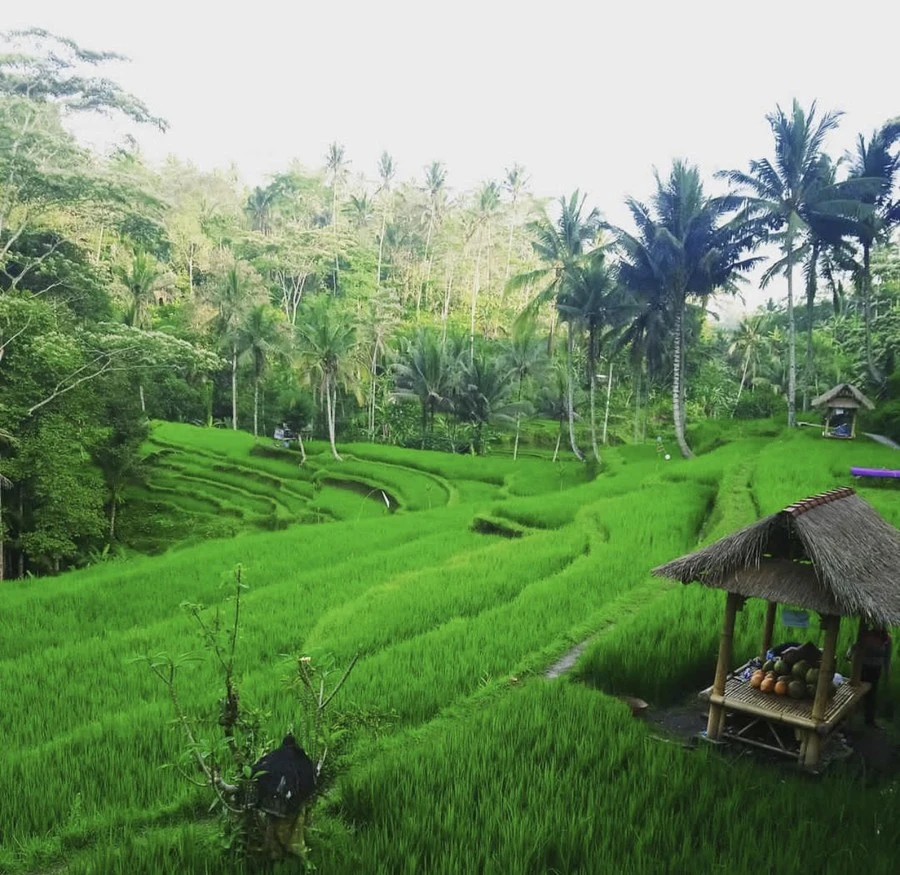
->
[851,618,866,685]
[803,614,841,768]
[760,601,777,660]
[707,591,740,740]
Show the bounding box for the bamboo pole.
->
[805,614,840,767]
[761,601,777,660]
[851,617,866,685]
[707,591,740,739]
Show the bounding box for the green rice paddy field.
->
[2,421,900,874]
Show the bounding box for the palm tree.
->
[507,191,601,461]
[393,329,455,446]
[325,141,349,289]
[535,361,569,462]
[503,164,528,283]
[362,291,401,441]
[844,118,900,384]
[456,352,518,455]
[616,161,755,457]
[245,184,279,235]
[209,262,257,430]
[729,313,770,410]
[420,161,447,313]
[501,317,546,459]
[295,295,356,460]
[557,245,621,461]
[375,151,396,288]
[116,248,170,412]
[718,100,844,427]
[118,250,157,332]
[343,193,373,231]
[469,181,501,358]
[237,304,290,437]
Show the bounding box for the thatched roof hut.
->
[810,384,874,439]
[811,383,874,411]
[653,487,900,627]
[653,487,900,764]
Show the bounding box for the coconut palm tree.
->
[117,248,167,331]
[208,261,260,430]
[343,193,373,231]
[717,100,846,427]
[557,245,621,461]
[455,351,519,455]
[116,248,172,411]
[535,361,569,462]
[616,161,755,457]
[729,313,771,410]
[506,191,602,461]
[503,164,528,283]
[325,141,349,289]
[469,181,502,358]
[237,304,290,437]
[375,151,396,288]
[500,316,546,459]
[420,161,448,313]
[393,329,456,446]
[295,295,356,460]
[844,118,900,384]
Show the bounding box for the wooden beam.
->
[851,617,866,685]
[805,614,841,768]
[704,693,818,730]
[707,591,740,739]
[761,601,777,660]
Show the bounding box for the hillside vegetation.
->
[2,423,900,874]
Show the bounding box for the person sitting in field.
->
[849,627,892,728]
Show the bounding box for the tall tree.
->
[844,118,900,385]
[501,316,546,460]
[469,181,501,359]
[375,151,396,289]
[237,304,290,437]
[325,141,349,289]
[393,329,456,445]
[617,161,755,457]
[718,100,843,427]
[295,295,356,460]
[420,161,447,311]
[503,164,528,283]
[208,261,261,430]
[558,246,621,461]
[507,191,601,461]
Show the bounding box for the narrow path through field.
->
[544,638,593,678]
[864,432,900,450]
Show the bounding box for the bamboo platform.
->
[699,667,869,735]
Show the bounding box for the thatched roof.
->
[653,487,900,626]
[811,383,874,410]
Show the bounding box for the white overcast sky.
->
[9,0,900,317]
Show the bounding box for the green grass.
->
[2,420,900,874]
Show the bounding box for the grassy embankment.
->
[1,421,899,874]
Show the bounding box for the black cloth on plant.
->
[251,734,316,817]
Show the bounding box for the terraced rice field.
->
[2,422,899,874]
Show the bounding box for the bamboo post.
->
[707,591,740,739]
[851,617,866,685]
[804,614,840,768]
[760,601,777,661]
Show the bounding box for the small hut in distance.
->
[653,487,900,768]
[811,383,874,439]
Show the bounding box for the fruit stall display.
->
[746,642,839,701]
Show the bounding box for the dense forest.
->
[1,29,898,578]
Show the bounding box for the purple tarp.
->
[850,466,900,478]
